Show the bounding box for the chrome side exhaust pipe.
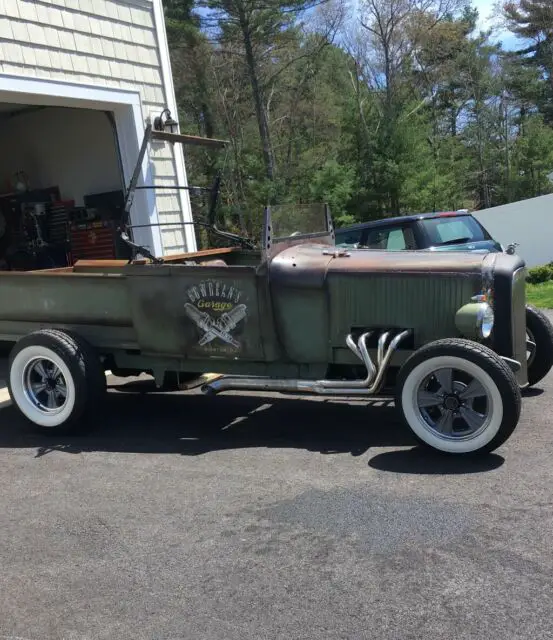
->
[202,329,412,397]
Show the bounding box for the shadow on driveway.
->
[0,380,505,475]
[368,449,504,475]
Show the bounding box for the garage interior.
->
[0,103,132,271]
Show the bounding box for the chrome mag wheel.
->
[23,356,68,415]
[416,367,492,442]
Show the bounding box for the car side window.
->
[366,228,392,249]
[335,229,363,246]
[386,228,406,250]
[365,226,415,250]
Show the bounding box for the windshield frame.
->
[262,203,335,262]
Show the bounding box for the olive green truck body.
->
[1,204,543,457]
[0,245,527,386]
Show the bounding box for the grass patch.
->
[527,281,553,309]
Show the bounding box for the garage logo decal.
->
[184,280,247,351]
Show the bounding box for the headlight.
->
[455,301,495,339]
[476,302,494,338]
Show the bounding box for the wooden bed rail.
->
[24,246,241,273]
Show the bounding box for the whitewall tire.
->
[395,339,521,455]
[525,305,553,386]
[8,329,106,434]
[10,345,77,428]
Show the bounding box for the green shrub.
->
[527,263,553,285]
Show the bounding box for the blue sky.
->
[472,0,524,50]
[472,0,496,25]
[197,0,528,52]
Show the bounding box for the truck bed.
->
[0,248,269,364]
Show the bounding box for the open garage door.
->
[0,103,132,271]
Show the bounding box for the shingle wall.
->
[0,0,188,253]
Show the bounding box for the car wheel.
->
[8,329,106,434]
[525,305,553,386]
[395,338,521,455]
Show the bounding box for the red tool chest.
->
[69,220,117,263]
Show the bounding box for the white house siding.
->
[0,0,191,254]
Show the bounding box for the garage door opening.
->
[0,102,133,271]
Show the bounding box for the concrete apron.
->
[0,386,9,409]
[0,359,8,409]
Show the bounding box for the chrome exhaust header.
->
[201,329,412,397]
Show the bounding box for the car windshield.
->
[421,215,491,246]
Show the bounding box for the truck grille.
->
[511,265,528,384]
[491,255,528,385]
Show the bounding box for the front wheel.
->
[396,338,521,455]
[525,305,553,386]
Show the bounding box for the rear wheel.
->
[396,338,521,455]
[525,305,553,386]
[8,329,106,434]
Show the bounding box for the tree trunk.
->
[450,104,457,137]
[502,92,510,203]
[474,102,490,209]
[238,7,276,182]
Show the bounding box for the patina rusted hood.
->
[327,246,492,275]
[270,243,492,287]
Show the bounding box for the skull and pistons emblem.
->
[184,280,247,350]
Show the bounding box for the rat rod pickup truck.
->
[0,202,538,456]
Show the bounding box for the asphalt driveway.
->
[1,340,553,639]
